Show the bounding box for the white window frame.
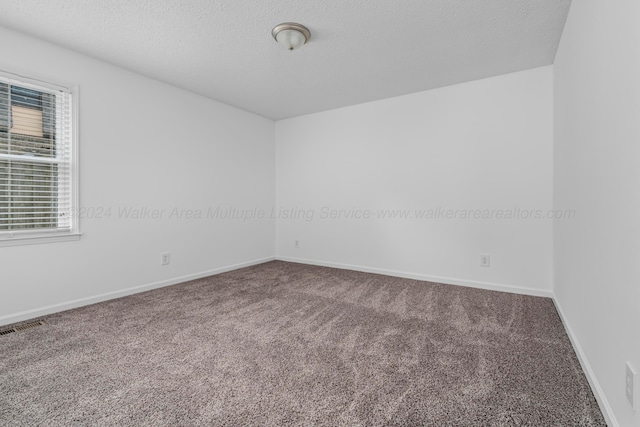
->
[0,70,80,247]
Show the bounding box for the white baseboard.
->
[0,256,275,327]
[275,256,553,298]
[552,298,618,427]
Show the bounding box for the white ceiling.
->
[0,0,571,120]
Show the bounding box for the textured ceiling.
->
[0,0,571,120]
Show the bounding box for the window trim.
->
[0,70,81,247]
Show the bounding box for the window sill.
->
[0,232,82,248]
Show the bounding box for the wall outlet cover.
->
[161,252,170,266]
[480,254,490,267]
[627,361,637,410]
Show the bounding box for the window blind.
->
[0,73,75,239]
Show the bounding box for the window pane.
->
[0,160,59,230]
[0,83,56,158]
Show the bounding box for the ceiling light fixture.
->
[272,22,311,51]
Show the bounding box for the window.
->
[0,72,79,246]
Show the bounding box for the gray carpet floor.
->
[1,261,605,426]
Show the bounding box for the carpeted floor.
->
[1,261,605,426]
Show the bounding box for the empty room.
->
[0,1,638,426]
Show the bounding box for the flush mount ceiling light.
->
[272,22,311,51]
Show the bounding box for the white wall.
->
[554,1,640,425]
[276,67,553,294]
[0,26,275,325]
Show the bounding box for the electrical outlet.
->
[161,252,170,266]
[627,362,637,410]
[294,240,300,249]
[480,254,490,267]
